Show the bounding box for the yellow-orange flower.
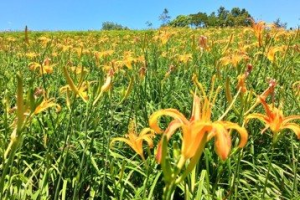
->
[237,74,247,93]
[28,58,55,75]
[34,98,61,114]
[154,30,173,45]
[60,83,89,102]
[219,52,249,68]
[110,120,155,160]
[250,19,266,47]
[266,46,286,63]
[150,77,248,162]
[177,54,192,64]
[61,66,89,103]
[93,68,114,105]
[245,79,276,116]
[245,99,300,141]
[198,35,209,51]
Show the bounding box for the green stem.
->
[163,182,176,200]
[291,136,298,195]
[54,107,74,200]
[176,135,208,184]
[72,101,91,200]
[262,144,275,198]
[162,155,187,200]
[0,134,23,198]
[228,149,243,200]
[101,94,112,200]
[142,158,151,200]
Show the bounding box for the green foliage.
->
[273,18,288,29]
[159,8,171,26]
[190,12,208,27]
[0,26,299,199]
[169,6,252,28]
[169,15,191,27]
[102,21,129,30]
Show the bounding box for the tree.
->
[225,13,235,27]
[207,12,218,27]
[145,21,153,29]
[190,12,208,28]
[231,7,241,17]
[101,22,129,30]
[169,15,191,27]
[274,18,287,29]
[217,6,229,26]
[159,8,171,26]
[227,7,252,26]
[167,6,253,28]
[217,7,229,19]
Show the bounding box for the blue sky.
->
[0,0,299,31]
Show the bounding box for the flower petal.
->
[212,123,232,160]
[34,98,61,114]
[138,128,155,148]
[182,122,212,159]
[63,66,87,103]
[259,100,274,120]
[164,119,183,139]
[281,123,300,139]
[221,121,248,148]
[282,115,300,124]
[156,119,183,163]
[110,137,142,157]
[190,94,201,122]
[149,109,189,134]
[245,113,269,124]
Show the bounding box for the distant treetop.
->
[102,21,129,30]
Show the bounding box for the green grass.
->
[0,26,299,199]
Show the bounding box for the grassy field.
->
[0,24,299,199]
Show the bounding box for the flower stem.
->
[262,144,275,198]
[0,134,23,198]
[291,136,298,196]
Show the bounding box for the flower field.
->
[0,24,299,199]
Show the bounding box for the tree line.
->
[167,6,252,28]
[101,6,289,30]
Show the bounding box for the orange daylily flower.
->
[37,36,51,43]
[249,19,275,47]
[28,58,55,75]
[177,54,192,64]
[266,46,286,63]
[245,79,276,115]
[154,30,173,45]
[150,77,248,162]
[245,98,300,141]
[94,50,114,65]
[110,120,155,160]
[34,98,61,114]
[236,64,253,94]
[60,82,89,102]
[219,52,249,68]
[26,52,38,59]
[70,66,89,75]
[250,19,266,47]
[198,35,209,51]
[237,74,247,93]
[93,68,114,105]
[61,66,89,103]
